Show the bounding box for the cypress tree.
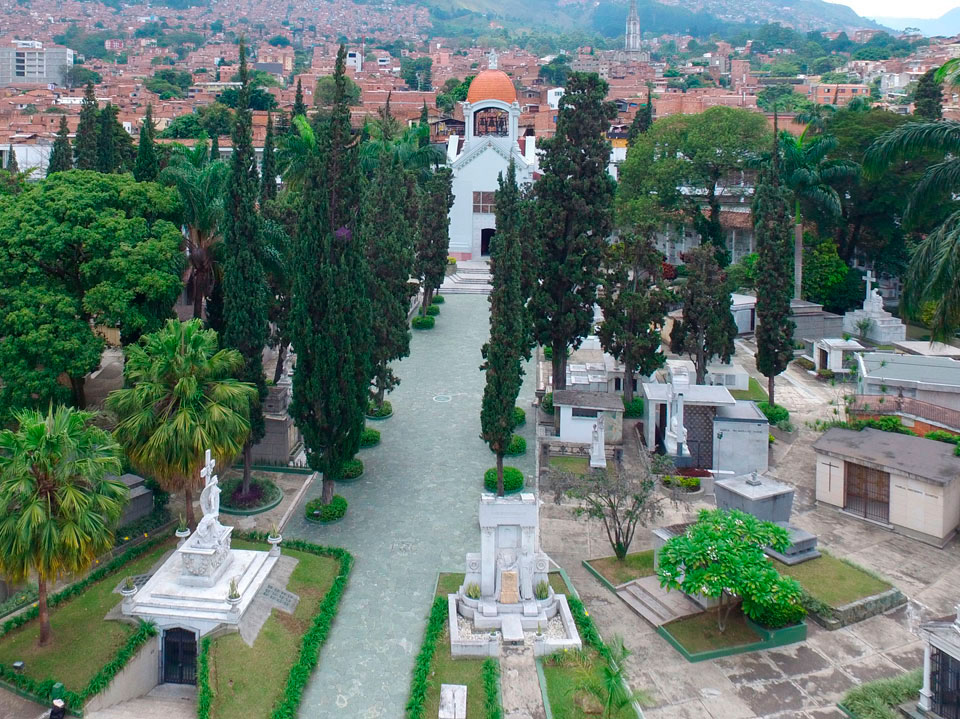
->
[74,81,99,170]
[913,69,943,121]
[6,143,18,174]
[627,83,654,143]
[289,45,372,509]
[96,103,117,173]
[48,115,73,175]
[292,77,307,119]
[221,41,269,494]
[363,153,415,408]
[415,167,453,310]
[134,104,159,182]
[260,112,277,205]
[481,160,527,495]
[530,72,616,392]
[753,122,795,408]
[420,101,428,126]
[669,244,737,384]
[209,133,220,163]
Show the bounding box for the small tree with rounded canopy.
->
[0,405,128,646]
[106,319,257,528]
[657,508,804,632]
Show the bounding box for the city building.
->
[0,41,74,87]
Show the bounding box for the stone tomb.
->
[842,270,906,344]
[715,472,820,565]
[450,494,581,657]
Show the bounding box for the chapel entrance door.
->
[163,628,197,685]
[933,647,960,719]
[481,228,496,256]
[844,461,890,523]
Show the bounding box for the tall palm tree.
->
[793,104,836,136]
[0,405,127,647]
[779,131,858,298]
[105,319,256,527]
[161,143,229,319]
[359,117,444,181]
[277,114,321,190]
[865,119,960,340]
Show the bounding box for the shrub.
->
[661,261,677,280]
[851,416,916,436]
[367,399,393,418]
[446,256,457,265]
[483,466,524,493]
[776,419,794,433]
[412,315,435,330]
[360,428,381,447]
[747,598,807,629]
[405,596,447,719]
[662,475,700,492]
[0,584,37,620]
[342,459,363,479]
[482,658,502,719]
[541,392,554,415]
[925,430,960,445]
[465,582,481,599]
[512,406,526,428]
[757,401,789,425]
[622,396,644,418]
[114,507,172,547]
[503,434,526,456]
[840,670,922,719]
[304,495,348,522]
[432,294,445,304]
[543,345,553,360]
[426,304,440,316]
[769,434,776,445]
[816,368,835,380]
[220,475,282,510]
[795,357,815,371]
[534,580,550,600]
[144,476,170,511]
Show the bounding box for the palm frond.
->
[864,121,960,176]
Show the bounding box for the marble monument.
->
[842,270,906,344]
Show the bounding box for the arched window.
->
[474,107,509,137]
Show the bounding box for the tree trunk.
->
[552,345,566,435]
[794,222,803,300]
[70,374,87,409]
[193,275,204,319]
[422,287,433,313]
[768,374,776,410]
[623,366,635,404]
[695,342,707,385]
[241,443,252,495]
[37,577,50,647]
[272,342,287,384]
[716,591,727,633]
[321,476,334,504]
[184,484,196,529]
[496,452,504,497]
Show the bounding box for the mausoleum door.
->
[933,647,960,719]
[843,462,890,524]
[163,628,197,685]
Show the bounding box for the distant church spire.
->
[625,0,641,53]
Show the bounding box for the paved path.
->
[501,646,546,719]
[288,294,536,719]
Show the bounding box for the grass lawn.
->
[0,538,176,691]
[587,551,655,587]
[436,572,464,598]
[662,607,761,654]
[774,553,891,607]
[542,650,639,719]
[549,456,591,476]
[549,571,571,596]
[730,377,769,402]
[207,539,338,719]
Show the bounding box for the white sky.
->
[824,0,957,19]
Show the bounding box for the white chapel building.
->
[446,53,539,260]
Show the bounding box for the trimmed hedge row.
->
[482,657,502,719]
[405,595,448,719]
[567,595,610,662]
[196,532,354,719]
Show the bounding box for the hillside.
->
[872,8,960,36]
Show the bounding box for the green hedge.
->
[623,396,644,418]
[482,658,502,719]
[512,406,526,428]
[0,584,37,620]
[503,434,526,456]
[342,459,363,479]
[795,357,815,371]
[426,304,440,316]
[304,495,348,522]
[195,532,354,719]
[432,294,445,304]
[566,595,609,661]
[360,428,381,448]
[0,532,172,710]
[484,466,524,493]
[113,508,172,548]
[757,402,790,425]
[839,669,921,719]
[405,596,448,719]
[541,392,554,415]
[366,400,393,418]
[412,315,435,330]
[662,475,700,491]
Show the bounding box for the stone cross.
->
[200,449,217,487]
[864,269,875,300]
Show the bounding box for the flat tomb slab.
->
[502,615,524,644]
[439,684,467,719]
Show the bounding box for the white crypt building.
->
[445,52,539,260]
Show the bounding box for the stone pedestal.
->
[178,524,233,588]
[842,281,906,344]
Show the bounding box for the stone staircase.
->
[440,262,492,294]
[615,575,702,627]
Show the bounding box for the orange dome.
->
[466,69,517,105]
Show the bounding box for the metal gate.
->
[933,647,960,719]
[844,461,890,523]
[163,628,197,685]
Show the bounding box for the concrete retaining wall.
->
[84,634,159,713]
[808,587,907,631]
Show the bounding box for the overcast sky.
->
[825,0,954,19]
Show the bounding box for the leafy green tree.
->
[74,82,99,170]
[658,509,803,632]
[5,143,18,174]
[363,153,415,408]
[0,171,185,410]
[538,55,570,86]
[627,85,654,143]
[260,112,277,204]
[670,244,737,384]
[106,319,256,527]
[48,115,73,175]
[598,229,671,405]
[158,103,234,139]
[218,85,277,112]
[0,405,127,646]
[801,237,851,309]
[289,45,372,508]
[753,146,795,408]
[209,133,220,163]
[530,72,616,392]
[314,73,361,106]
[292,77,307,118]
[221,42,268,494]
[64,65,102,89]
[481,161,528,495]
[435,76,473,113]
[416,167,453,309]
[400,56,432,90]
[134,104,159,182]
[913,69,943,121]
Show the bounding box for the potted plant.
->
[267,523,282,557]
[120,576,137,599]
[227,578,241,611]
[176,514,190,544]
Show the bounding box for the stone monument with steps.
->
[842,270,906,344]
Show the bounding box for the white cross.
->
[865,269,875,299]
[200,449,217,486]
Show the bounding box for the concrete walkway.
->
[287,294,536,718]
[501,646,546,719]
